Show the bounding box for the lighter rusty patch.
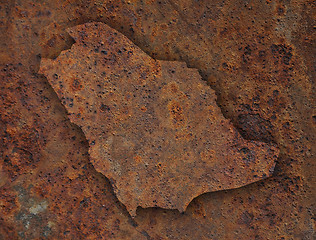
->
[39,22,279,217]
[168,100,185,128]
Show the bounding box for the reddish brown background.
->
[0,0,315,239]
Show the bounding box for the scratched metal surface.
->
[0,0,314,239]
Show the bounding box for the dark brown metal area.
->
[0,0,314,239]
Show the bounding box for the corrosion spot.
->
[168,101,185,127]
[100,104,110,112]
[71,78,82,91]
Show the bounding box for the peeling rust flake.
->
[39,22,279,217]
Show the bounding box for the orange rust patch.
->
[168,101,185,128]
[134,155,142,163]
[140,106,147,112]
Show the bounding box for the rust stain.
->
[39,22,278,217]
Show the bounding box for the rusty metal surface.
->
[0,0,315,239]
[0,64,148,239]
[39,22,278,217]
